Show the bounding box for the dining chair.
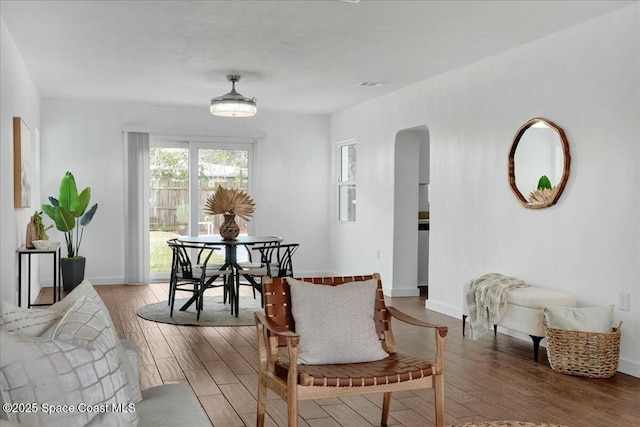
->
[167,239,198,310]
[166,239,232,319]
[255,273,448,427]
[238,243,300,307]
[272,243,299,277]
[234,241,279,307]
[237,241,279,300]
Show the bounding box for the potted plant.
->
[28,211,54,250]
[175,202,189,235]
[205,185,255,240]
[42,171,98,291]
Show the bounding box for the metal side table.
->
[17,243,62,307]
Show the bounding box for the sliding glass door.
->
[149,139,253,280]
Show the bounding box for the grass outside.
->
[150,231,179,272]
[149,230,225,272]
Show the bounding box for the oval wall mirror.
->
[508,117,571,209]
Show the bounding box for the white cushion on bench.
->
[507,287,575,309]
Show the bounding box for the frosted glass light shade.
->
[210,100,257,117]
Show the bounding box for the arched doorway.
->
[392,126,430,296]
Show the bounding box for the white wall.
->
[39,99,331,284]
[0,17,41,306]
[330,5,639,376]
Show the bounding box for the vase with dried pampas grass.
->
[205,186,255,240]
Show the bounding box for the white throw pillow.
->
[544,305,614,332]
[0,295,139,426]
[52,293,137,415]
[116,343,143,404]
[48,280,142,403]
[50,281,109,318]
[0,301,63,336]
[286,277,388,365]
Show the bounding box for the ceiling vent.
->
[358,81,388,87]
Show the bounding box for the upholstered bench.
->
[462,286,576,361]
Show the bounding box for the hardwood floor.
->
[38,285,640,427]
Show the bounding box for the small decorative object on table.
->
[25,216,37,249]
[205,185,255,240]
[32,240,48,250]
[219,214,241,240]
[32,240,60,250]
[26,211,53,249]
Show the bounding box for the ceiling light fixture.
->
[210,75,257,117]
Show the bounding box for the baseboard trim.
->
[387,288,420,297]
[618,358,640,378]
[40,276,126,286]
[424,299,460,318]
[425,298,639,378]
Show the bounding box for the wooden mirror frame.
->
[508,117,571,209]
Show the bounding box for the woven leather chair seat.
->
[256,274,447,427]
[275,353,435,387]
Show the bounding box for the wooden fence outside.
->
[149,179,248,233]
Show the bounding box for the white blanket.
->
[464,273,529,340]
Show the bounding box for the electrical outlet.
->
[618,292,630,311]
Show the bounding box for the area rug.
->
[136,295,262,327]
[450,422,568,427]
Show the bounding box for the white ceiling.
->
[1,0,633,115]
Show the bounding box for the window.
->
[148,139,253,279]
[337,141,356,222]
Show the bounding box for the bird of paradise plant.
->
[42,171,98,258]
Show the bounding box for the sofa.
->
[0,281,211,427]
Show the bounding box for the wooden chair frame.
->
[255,273,448,427]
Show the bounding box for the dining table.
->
[176,235,282,316]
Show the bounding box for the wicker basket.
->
[544,321,621,378]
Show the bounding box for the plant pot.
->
[219,214,240,240]
[177,223,189,236]
[61,257,86,292]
